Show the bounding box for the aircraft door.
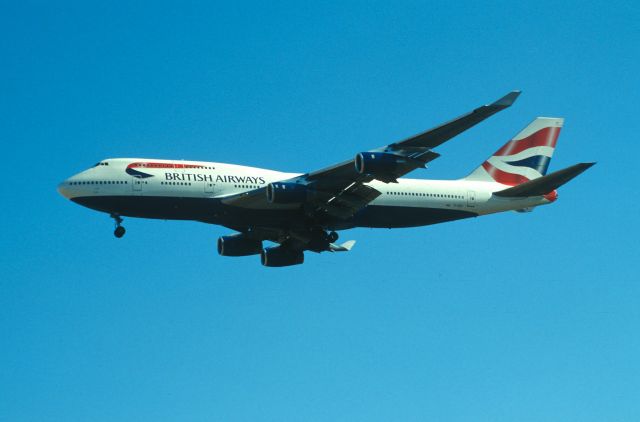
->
[467,190,476,207]
[204,181,215,195]
[132,177,143,193]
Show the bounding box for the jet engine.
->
[260,246,304,267]
[217,234,263,256]
[266,182,307,204]
[354,152,404,176]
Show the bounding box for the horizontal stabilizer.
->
[493,162,595,197]
[329,240,356,252]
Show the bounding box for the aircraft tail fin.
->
[465,117,564,185]
[493,162,595,197]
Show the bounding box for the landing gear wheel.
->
[114,226,126,238]
[328,231,339,243]
[111,214,125,238]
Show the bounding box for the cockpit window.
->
[92,162,109,167]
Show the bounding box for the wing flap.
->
[321,183,381,219]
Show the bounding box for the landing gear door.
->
[467,190,476,207]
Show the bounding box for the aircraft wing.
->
[223,91,520,219]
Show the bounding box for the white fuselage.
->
[58,158,553,229]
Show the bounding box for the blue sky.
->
[2,1,639,420]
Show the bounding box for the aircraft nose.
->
[57,180,73,199]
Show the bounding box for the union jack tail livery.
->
[465,117,563,185]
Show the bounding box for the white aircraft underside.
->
[58,92,593,266]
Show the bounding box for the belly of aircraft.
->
[72,195,478,230]
[349,205,477,228]
[71,195,303,227]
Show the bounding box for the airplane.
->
[58,91,594,266]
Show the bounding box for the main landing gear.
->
[305,229,339,252]
[111,214,126,238]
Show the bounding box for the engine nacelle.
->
[266,182,307,204]
[217,234,263,256]
[260,246,304,267]
[354,152,403,175]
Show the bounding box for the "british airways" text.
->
[165,173,266,184]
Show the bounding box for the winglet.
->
[329,240,356,252]
[491,90,521,108]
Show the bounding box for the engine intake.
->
[266,182,307,204]
[217,234,263,256]
[260,246,304,267]
[354,152,404,175]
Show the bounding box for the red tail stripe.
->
[482,162,531,186]
[493,126,561,157]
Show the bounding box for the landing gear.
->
[304,229,340,252]
[111,214,125,238]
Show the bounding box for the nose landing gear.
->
[111,214,126,238]
[114,226,126,238]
